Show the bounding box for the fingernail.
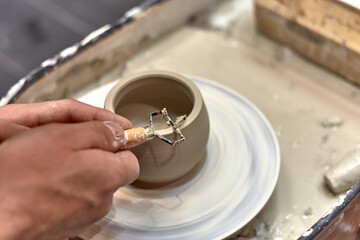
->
[103,121,124,140]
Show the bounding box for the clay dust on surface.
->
[120,2,360,239]
[75,0,360,238]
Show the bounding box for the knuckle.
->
[101,176,119,193]
[91,121,123,151]
[89,199,113,223]
[100,200,113,215]
[122,150,139,170]
[80,188,106,210]
[115,151,140,185]
[91,121,112,142]
[56,99,82,114]
[127,153,140,178]
[62,98,80,106]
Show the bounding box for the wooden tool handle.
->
[119,127,151,150]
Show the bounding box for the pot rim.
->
[105,70,204,135]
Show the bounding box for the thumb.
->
[0,119,29,142]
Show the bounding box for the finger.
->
[78,149,139,190]
[38,195,114,240]
[39,121,127,152]
[113,150,140,186]
[0,119,29,142]
[61,196,114,239]
[84,196,113,224]
[0,99,132,129]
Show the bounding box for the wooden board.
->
[255,0,360,86]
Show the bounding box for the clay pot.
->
[105,71,210,186]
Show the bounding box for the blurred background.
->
[0,0,144,97]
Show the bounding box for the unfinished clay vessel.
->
[105,70,210,186]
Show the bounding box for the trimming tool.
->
[119,108,187,150]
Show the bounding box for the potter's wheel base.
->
[79,77,280,240]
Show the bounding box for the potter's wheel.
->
[77,77,280,240]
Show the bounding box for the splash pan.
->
[76,77,280,240]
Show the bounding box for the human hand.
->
[0,98,133,128]
[0,99,139,240]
